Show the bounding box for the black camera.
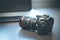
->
[19,15,54,35]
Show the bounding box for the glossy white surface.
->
[0,21,59,40]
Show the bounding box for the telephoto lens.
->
[19,15,54,35]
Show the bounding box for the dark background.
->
[0,0,32,12]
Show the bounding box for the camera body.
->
[19,15,54,35]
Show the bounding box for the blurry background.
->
[0,0,60,22]
[0,0,60,17]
